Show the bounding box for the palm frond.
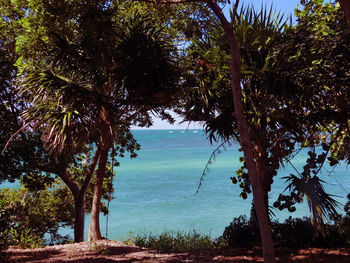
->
[283,174,340,231]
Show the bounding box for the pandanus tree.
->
[180,3,299,218]
[15,0,180,242]
[179,1,341,243]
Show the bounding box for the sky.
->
[134,0,301,130]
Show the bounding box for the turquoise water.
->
[2,129,349,241]
[91,129,350,241]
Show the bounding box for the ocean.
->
[2,129,349,241]
[93,129,350,241]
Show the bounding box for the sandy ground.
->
[3,239,350,262]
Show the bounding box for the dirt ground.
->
[3,240,350,262]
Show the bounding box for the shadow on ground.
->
[4,243,350,262]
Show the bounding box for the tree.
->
[271,0,350,226]
[182,1,344,230]
[337,0,350,27]
[143,1,350,261]
[0,155,116,247]
[139,0,277,261]
[14,0,180,242]
[181,5,293,215]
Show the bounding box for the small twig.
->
[283,155,302,177]
[1,123,30,155]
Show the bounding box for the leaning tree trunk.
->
[226,29,275,262]
[88,149,109,241]
[206,1,275,262]
[88,108,113,241]
[340,0,350,28]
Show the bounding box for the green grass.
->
[127,230,219,252]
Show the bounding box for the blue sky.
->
[135,0,301,130]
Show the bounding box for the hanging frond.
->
[283,174,340,232]
[196,137,233,194]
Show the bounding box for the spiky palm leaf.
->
[283,174,339,230]
[181,4,289,142]
[114,13,179,109]
[18,5,179,155]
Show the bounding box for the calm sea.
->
[95,129,350,241]
[2,129,349,241]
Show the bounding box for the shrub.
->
[131,230,216,252]
[221,215,260,247]
[220,215,350,249]
[0,181,73,247]
[7,227,43,249]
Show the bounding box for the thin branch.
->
[230,0,240,27]
[1,123,30,155]
[283,155,302,177]
[195,137,231,194]
[206,0,230,28]
[80,146,102,196]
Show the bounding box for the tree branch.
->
[80,146,102,197]
[59,170,80,197]
[230,0,240,27]
[1,123,30,155]
[206,0,230,27]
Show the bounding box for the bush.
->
[7,227,43,249]
[220,215,350,249]
[272,217,317,248]
[221,215,260,247]
[130,230,216,252]
[0,181,74,248]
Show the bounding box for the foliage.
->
[0,0,67,185]
[221,215,260,247]
[0,198,11,251]
[130,230,216,252]
[220,214,350,249]
[0,181,74,246]
[179,3,306,209]
[13,0,180,155]
[270,0,350,221]
[6,227,44,248]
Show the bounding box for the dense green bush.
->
[220,215,350,249]
[221,215,260,247]
[130,230,216,252]
[0,180,74,248]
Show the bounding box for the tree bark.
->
[73,194,86,242]
[340,0,350,28]
[206,1,275,262]
[88,107,114,241]
[88,148,109,241]
[136,0,275,261]
[59,147,101,242]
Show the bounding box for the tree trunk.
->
[88,106,113,241]
[206,2,275,262]
[59,148,101,242]
[74,195,86,242]
[226,29,275,263]
[340,0,350,28]
[88,149,109,241]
